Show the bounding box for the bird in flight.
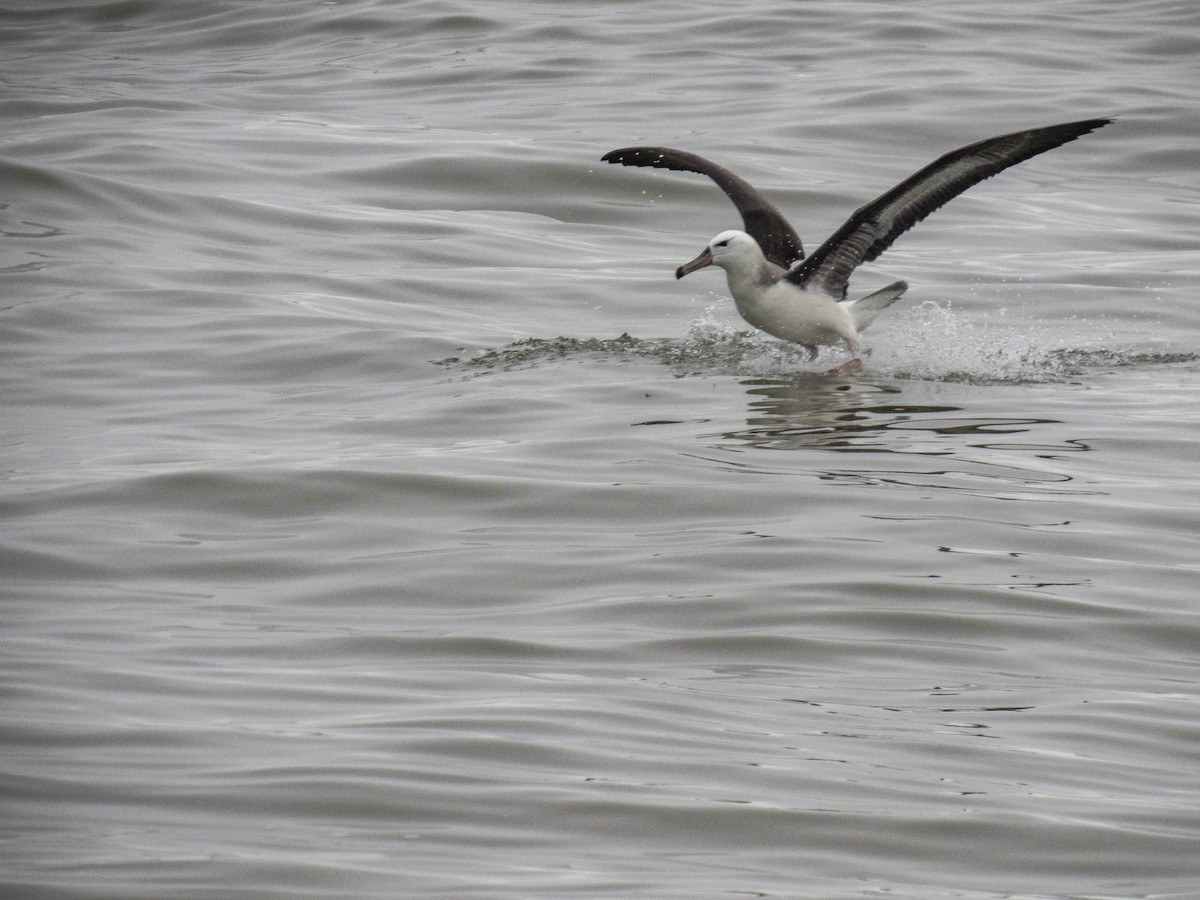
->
[602,118,1110,373]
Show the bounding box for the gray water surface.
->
[3,2,1200,898]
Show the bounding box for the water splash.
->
[871,300,1197,382]
[439,300,1195,384]
[867,300,1068,383]
[438,328,822,379]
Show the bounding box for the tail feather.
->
[848,279,907,331]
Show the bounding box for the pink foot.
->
[825,357,862,375]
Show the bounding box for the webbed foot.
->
[825,358,862,375]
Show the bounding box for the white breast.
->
[728,278,854,347]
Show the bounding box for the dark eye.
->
[715,239,729,247]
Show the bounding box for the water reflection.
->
[707,377,1100,500]
[720,377,1070,455]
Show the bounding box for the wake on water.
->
[440,300,1194,385]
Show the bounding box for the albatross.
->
[602,118,1110,373]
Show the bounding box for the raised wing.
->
[786,118,1111,299]
[601,146,805,268]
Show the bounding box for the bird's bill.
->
[675,246,712,279]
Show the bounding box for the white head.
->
[675,230,764,280]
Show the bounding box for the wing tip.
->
[1040,117,1114,147]
[1069,116,1115,136]
[601,147,669,167]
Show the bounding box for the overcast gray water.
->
[3,2,1200,898]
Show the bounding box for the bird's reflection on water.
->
[722,377,1064,453]
[443,335,1104,497]
[708,377,1097,501]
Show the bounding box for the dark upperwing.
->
[786,118,1112,299]
[601,146,805,269]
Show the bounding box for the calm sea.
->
[3,2,1199,898]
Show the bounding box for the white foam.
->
[866,300,1071,383]
[673,297,1110,383]
[446,298,1187,384]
